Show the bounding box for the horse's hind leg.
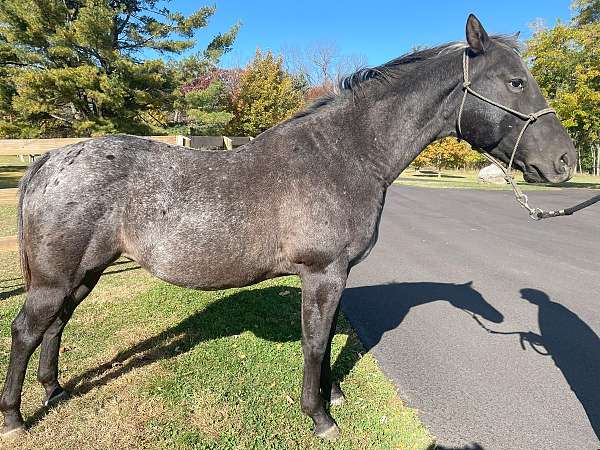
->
[0,285,68,437]
[37,270,103,406]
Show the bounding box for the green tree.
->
[525,2,599,173]
[0,1,238,137]
[183,83,233,135]
[227,50,305,136]
[170,70,238,135]
[573,0,600,26]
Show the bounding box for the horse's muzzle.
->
[523,152,575,184]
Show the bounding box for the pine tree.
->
[0,1,238,137]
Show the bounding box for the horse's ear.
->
[466,14,490,54]
[513,31,521,40]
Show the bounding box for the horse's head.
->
[446,281,504,324]
[457,15,576,184]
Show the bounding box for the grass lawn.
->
[0,248,433,446]
[0,156,28,190]
[396,169,600,191]
[0,157,25,236]
[0,206,16,237]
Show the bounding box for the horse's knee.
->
[303,334,330,359]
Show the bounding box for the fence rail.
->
[0,134,252,156]
[0,135,190,156]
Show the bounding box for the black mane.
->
[340,34,521,92]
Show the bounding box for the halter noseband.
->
[455,49,599,220]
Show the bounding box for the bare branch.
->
[48,113,74,124]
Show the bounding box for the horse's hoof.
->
[329,393,345,407]
[1,425,26,440]
[44,387,69,407]
[315,423,340,441]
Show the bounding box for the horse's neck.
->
[305,58,463,186]
[362,71,462,183]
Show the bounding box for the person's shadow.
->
[333,281,503,385]
[519,288,600,442]
[474,288,600,442]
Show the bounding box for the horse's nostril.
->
[557,153,572,173]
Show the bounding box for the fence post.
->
[176,135,191,147]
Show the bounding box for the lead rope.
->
[457,49,600,220]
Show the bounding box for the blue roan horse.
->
[1,15,576,440]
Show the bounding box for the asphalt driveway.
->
[342,185,600,450]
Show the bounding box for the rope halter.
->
[456,48,558,220]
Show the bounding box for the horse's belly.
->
[148,260,280,290]
[133,232,283,290]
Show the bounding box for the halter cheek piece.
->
[457,49,600,220]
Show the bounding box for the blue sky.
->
[169,1,574,68]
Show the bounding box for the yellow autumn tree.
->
[413,137,485,173]
[525,4,600,174]
[226,50,305,136]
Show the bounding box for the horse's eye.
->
[510,79,524,90]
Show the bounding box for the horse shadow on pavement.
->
[339,281,503,355]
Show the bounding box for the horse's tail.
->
[18,153,51,291]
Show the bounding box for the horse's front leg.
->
[319,303,346,406]
[299,259,347,440]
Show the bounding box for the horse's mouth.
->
[522,164,545,183]
[523,164,572,184]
